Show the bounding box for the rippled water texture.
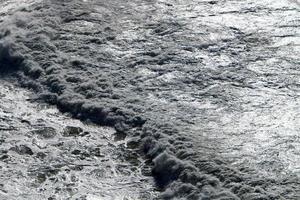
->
[0,0,300,199]
[0,79,157,199]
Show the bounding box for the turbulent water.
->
[0,0,300,199]
[0,78,157,199]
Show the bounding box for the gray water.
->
[0,78,157,200]
[0,0,300,199]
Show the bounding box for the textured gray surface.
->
[0,79,157,199]
[0,0,300,199]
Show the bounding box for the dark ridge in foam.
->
[0,41,24,73]
[0,0,298,199]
